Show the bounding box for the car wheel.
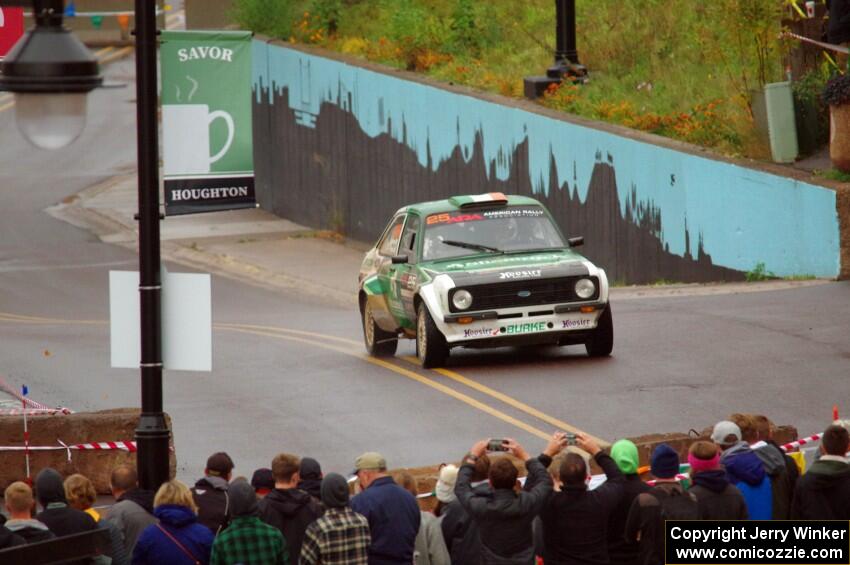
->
[416,302,448,368]
[585,305,613,357]
[362,302,398,357]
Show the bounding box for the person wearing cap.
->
[300,472,371,565]
[251,468,275,499]
[192,452,236,535]
[625,444,696,565]
[433,464,458,517]
[35,467,98,538]
[210,479,288,565]
[258,452,323,561]
[711,420,772,520]
[297,457,324,501]
[687,440,748,520]
[537,432,624,565]
[454,437,553,565]
[791,424,850,520]
[349,451,420,565]
[606,439,649,565]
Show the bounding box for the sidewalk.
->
[46,174,831,308]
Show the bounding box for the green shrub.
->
[231,0,295,38]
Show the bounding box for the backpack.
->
[650,486,699,521]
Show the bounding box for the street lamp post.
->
[523,0,588,100]
[133,0,170,491]
[1,0,171,490]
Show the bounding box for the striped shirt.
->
[299,507,370,565]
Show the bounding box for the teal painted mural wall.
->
[251,39,841,281]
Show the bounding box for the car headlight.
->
[574,278,596,299]
[452,289,473,310]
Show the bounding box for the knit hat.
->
[250,468,274,492]
[435,464,459,503]
[300,457,322,480]
[711,421,742,447]
[610,439,639,475]
[229,479,258,518]
[321,473,350,509]
[35,468,66,506]
[650,444,679,479]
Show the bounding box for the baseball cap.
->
[352,452,386,475]
[711,421,742,447]
[250,468,274,492]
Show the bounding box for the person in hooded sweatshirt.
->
[133,480,214,565]
[35,467,98,537]
[712,420,771,520]
[258,452,323,561]
[538,432,624,565]
[791,424,850,520]
[0,523,24,550]
[297,457,324,502]
[440,453,491,564]
[687,441,748,520]
[192,452,235,535]
[606,439,649,565]
[210,479,288,565]
[731,413,794,519]
[106,464,156,556]
[3,481,55,543]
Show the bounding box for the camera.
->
[565,432,577,446]
[487,438,509,452]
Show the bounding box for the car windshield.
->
[422,205,565,261]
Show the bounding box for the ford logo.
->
[517,290,531,298]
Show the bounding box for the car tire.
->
[585,305,613,357]
[416,302,448,368]
[362,302,398,357]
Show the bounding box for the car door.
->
[392,213,421,327]
[371,214,406,329]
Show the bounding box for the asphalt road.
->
[1,54,849,483]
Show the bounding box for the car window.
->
[422,206,565,261]
[378,215,405,256]
[400,215,421,262]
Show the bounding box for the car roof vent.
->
[449,192,509,209]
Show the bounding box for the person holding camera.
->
[454,435,557,564]
[535,432,624,565]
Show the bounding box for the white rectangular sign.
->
[110,269,212,371]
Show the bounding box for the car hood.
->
[420,250,590,280]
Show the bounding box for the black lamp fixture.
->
[523,0,588,101]
[0,0,102,149]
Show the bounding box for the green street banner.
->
[161,30,254,216]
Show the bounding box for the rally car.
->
[357,193,612,368]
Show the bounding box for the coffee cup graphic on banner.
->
[163,104,235,175]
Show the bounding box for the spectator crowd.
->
[0,413,848,565]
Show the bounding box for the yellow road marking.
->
[402,356,609,447]
[0,312,601,444]
[219,325,552,441]
[97,46,134,66]
[93,46,115,58]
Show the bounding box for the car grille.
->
[449,276,599,313]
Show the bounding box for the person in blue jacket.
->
[133,480,215,565]
[712,421,772,520]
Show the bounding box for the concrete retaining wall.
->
[0,409,176,494]
[251,38,843,284]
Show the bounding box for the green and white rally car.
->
[358,193,613,368]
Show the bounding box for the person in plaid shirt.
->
[300,473,370,565]
[211,479,289,565]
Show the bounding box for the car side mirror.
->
[391,254,409,264]
[568,237,584,248]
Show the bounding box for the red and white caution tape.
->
[0,375,72,414]
[779,433,822,452]
[0,407,71,416]
[0,440,137,462]
[782,32,850,54]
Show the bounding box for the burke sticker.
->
[502,322,547,335]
